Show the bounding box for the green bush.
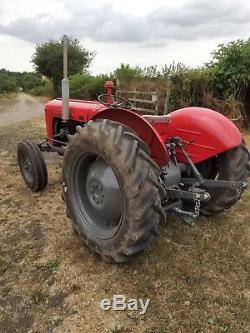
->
[29,80,54,97]
[19,73,44,91]
[114,64,163,85]
[0,74,17,93]
[69,73,109,99]
[210,39,250,99]
[0,69,46,95]
[168,66,215,110]
[114,64,143,83]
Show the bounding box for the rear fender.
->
[91,108,168,167]
[152,107,243,164]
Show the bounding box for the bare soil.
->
[0,93,44,127]
[0,96,249,333]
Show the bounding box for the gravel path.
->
[0,93,44,127]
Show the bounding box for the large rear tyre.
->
[62,119,165,263]
[199,141,250,216]
[17,140,48,192]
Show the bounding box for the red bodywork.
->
[45,99,242,167]
[153,107,242,164]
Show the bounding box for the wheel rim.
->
[72,153,123,239]
[20,153,33,184]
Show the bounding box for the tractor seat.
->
[142,115,171,124]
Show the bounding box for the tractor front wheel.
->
[62,119,165,263]
[17,140,48,192]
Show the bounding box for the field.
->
[0,107,249,332]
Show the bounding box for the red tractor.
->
[17,40,250,263]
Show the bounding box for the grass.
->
[46,259,59,273]
[31,290,46,305]
[0,92,17,104]
[0,92,17,99]
[0,118,249,333]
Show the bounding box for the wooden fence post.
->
[164,84,171,115]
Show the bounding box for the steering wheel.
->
[98,94,134,110]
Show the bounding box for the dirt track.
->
[0,93,44,127]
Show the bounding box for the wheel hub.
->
[24,159,32,172]
[86,159,122,221]
[21,156,33,183]
[89,181,104,206]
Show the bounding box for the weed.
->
[31,290,46,304]
[46,259,59,273]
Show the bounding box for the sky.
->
[0,0,250,74]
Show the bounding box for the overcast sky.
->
[0,0,249,74]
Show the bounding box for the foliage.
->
[19,72,44,91]
[69,73,109,99]
[167,66,216,110]
[31,290,46,304]
[1,38,250,126]
[112,40,250,127]
[29,80,54,97]
[46,259,59,273]
[114,63,165,84]
[0,68,45,94]
[32,36,95,95]
[112,63,214,112]
[210,39,250,99]
[114,64,143,83]
[0,73,17,93]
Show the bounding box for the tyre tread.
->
[62,120,166,263]
[201,141,250,216]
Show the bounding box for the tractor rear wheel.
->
[197,141,250,216]
[17,140,48,192]
[62,119,165,263]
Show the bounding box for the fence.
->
[116,88,170,115]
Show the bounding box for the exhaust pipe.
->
[62,35,70,121]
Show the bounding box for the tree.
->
[32,36,95,95]
[210,39,250,99]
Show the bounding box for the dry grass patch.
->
[0,120,249,333]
